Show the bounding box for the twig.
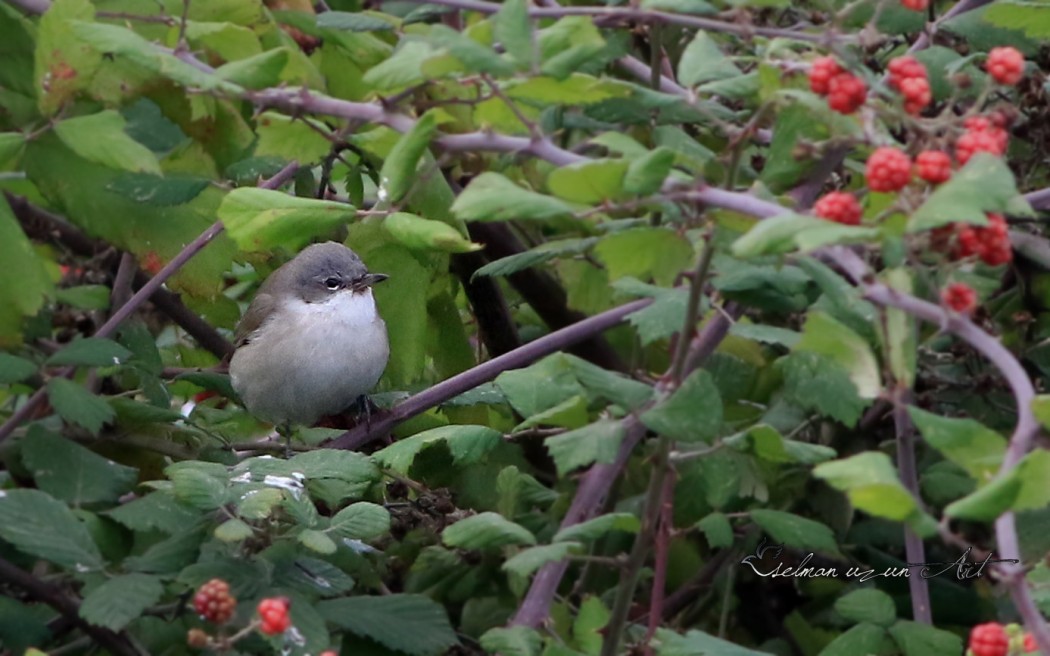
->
[643,469,676,650]
[0,556,143,656]
[400,0,853,43]
[892,385,931,624]
[668,229,714,383]
[0,161,300,445]
[110,252,137,313]
[327,298,652,450]
[511,305,741,628]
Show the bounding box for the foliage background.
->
[2,0,1050,654]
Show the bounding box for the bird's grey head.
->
[285,242,388,304]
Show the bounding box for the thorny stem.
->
[0,161,300,445]
[892,385,932,624]
[668,227,715,384]
[643,469,677,650]
[600,437,672,656]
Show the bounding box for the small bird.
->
[229,241,389,428]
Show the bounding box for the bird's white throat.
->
[283,288,379,328]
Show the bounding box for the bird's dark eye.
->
[324,277,341,290]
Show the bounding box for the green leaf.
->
[0,353,36,384]
[254,111,332,166]
[318,11,396,31]
[623,147,675,196]
[236,487,284,520]
[778,351,868,427]
[169,468,228,510]
[731,213,880,258]
[46,337,132,367]
[795,312,880,399]
[657,628,774,656]
[79,574,164,631]
[480,626,543,656]
[329,502,390,540]
[0,489,104,571]
[103,492,201,534]
[595,228,694,286]
[22,428,138,505]
[514,394,589,431]
[46,378,115,435]
[908,153,1033,231]
[819,623,888,656]
[103,172,210,207]
[641,369,723,443]
[908,408,1006,483]
[0,132,26,168]
[538,17,605,78]
[813,452,919,521]
[507,75,631,105]
[495,354,585,418]
[545,419,626,475]
[946,450,1050,520]
[289,449,380,493]
[214,518,254,542]
[214,48,290,88]
[0,202,53,346]
[473,237,599,278]
[574,596,610,654]
[612,278,690,346]
[383,212,480,253]
[546,159,629,204]
[380,112,439,204]
[761,105,830,192]
[218,187,355,252]
[724,425,836,465]
[502,542,582,578]
[697,512,733,549]
[833,589,897,627]
[568,355,654,410]
[553,512,640,543]
[729,323,801,348]
[677,31,741,87]
[372,425,502,474]
[363,41,435,90]
[298,528,338,554]
[879,268,917,387]
[451,172,576,222]
[750,509,842,557]
[981,2,1050,41]
[425,24,516,76]
[888,620,964,656]
[54,111,161,175]
[443,512,537,549]
[494,0,533,68]
[319,594,458,656]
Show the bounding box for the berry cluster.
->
[809,57,866,114]
[957,114,1010,165]
[967,622,1038,656]
[866,147,912,193]
[888,56,931,115]
[193,579,236,625]
[900,0,928,10]
[955,213,1012,266]
[986,47,1026,86]
[941,282,977,314]
[915,150,952,184]
[814,191,862,225]
[257,597,292,636]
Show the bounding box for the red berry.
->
[814,191,862,225]
[952,214,1012,265]
[956,130,1005,165]
[942,283,977,314]
[827,73,867,114]
[969,622,1010,656]
[1024,633,1038,652]
[193,579,236,625]
[320,652,338,656]
[915,150,952,184]
[900,76,932,115]
[887,55,927,89]
[986,47,1025,86]
[257,597,292,636]
[900,0,928,10]
[865,147,912,192]
[809,57,843,95]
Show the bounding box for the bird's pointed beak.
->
[352,273,389,291]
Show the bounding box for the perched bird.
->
[229,241,389,428]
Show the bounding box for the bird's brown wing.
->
[234,291,276,348]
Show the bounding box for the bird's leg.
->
[356,394,372,432]
[277,422,294,457]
